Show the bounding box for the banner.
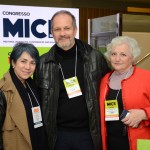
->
[0,4,79,79]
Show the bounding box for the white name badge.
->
[31,106,43,128]
[63,76,82,99]
[105,100,119,121]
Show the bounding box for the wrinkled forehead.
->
[112,43,132,54]
[52,14,74,27]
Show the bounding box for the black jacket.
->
[0,90,6,150]
[34,39,110,150]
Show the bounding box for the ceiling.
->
[109,0,150,2]
[72,0,150,9]
[0,0,150,10]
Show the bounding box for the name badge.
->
[31,106,43,128]
[105,99,119,121]
[63,76,82,99]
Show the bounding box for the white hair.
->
[105,36,141,64]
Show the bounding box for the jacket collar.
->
[44,38,93,63]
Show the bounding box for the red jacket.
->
[99,67,150,150]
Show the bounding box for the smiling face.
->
[110,43,133,73]
[12,51,36,83]
[51,13,77,51]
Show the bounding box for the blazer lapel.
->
[9,91,32,148]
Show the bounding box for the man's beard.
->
[57,37,74,50]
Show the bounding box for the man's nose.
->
[60,29,66,36]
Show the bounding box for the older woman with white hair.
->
[99,36,150,150]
